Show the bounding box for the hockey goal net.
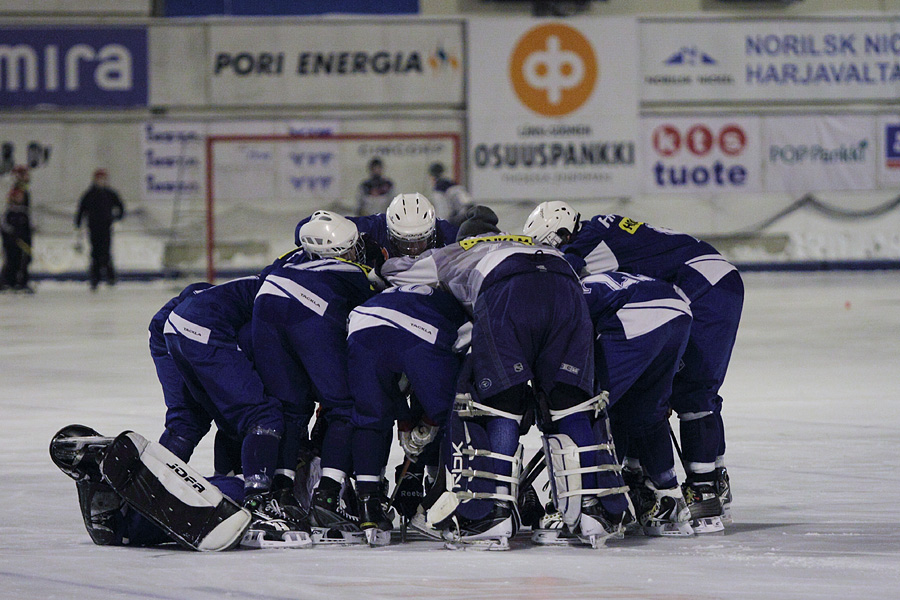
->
[195,132,462,281]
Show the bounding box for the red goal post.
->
[204,131,462,281]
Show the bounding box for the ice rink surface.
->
[1,271,899,600]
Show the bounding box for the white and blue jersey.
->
[348,284,469,353]
[294,212,458,258]
[562,214,737,301]
[165,277,261,349]
[252,254,379,478]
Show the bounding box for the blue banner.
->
[0,27,148,107]
[166,0,418,16]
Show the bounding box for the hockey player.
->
[383,214,629,549]
[49,425,287,550]
[164,276,312,547]
[428,162,473,226]
[582,272,695,537]
[524,202,743,531]
[252,210,383,544]
[294,192,458,260]
[346,283,470,545]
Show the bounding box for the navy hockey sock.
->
[680,414,721,477]
[486,416,519,478]
[241,427,281,492]
[634,419,678,489]
[353,428,390,496]
[158,429,196,463]
[320,416,354,475]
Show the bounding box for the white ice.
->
[1,272,899,599]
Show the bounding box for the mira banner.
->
[207,22,463,107]
[764,115,877,194]
[0,26,148,107]
[468,18,640,200]
[642,116,762,194]
[641,18,900,102]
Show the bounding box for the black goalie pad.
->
[100,431,251,551]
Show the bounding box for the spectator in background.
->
[75,168,125,291]
[1,186,33,293]
[356,157,394,216]
[428,162,472,227]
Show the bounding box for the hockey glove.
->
[398,418,439,461]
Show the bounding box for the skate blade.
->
[444,536,510,551]
[691,515,725,534]
[364,528,391,547]
[240,530,313,549]
[721,506,733,525]
[409,514,445,540]
[642,522,695,537]
[310,526,366,546]
[531,529,581,546]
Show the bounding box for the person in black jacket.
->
[75,168,125,290]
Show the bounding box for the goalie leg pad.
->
[100,431,251,551]
[434,413,520,524]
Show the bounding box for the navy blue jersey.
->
[562,214,722,281]
[294,212,458,258]
[348,284,468,352]
[582,272,692,340]
[166,277,261,349]
[256,257,378,326]
[149,282,213,357]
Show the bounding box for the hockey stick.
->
[668,419,689,473]
[518,449,546,495]
[390,457,413,543]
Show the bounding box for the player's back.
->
[566,215,718,281]
[351,284,467,350]
[168,277,261,347]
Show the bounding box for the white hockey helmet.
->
[523,201,581,248]
[386,193,437,257]
[297,210,363,260]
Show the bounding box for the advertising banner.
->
[140,120,342,204]
[0,27,148,107]
[878,115,900,187]
[763,115,877,193]
[468,18,640,200]
[207,22,463,107]
[641,18,900,102]
[642,116,762,194]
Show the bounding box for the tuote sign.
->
[642,116,762,194]
[468,18,640,201]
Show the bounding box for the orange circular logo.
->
[509,24,598,117]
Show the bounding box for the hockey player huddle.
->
[51,192,742,552]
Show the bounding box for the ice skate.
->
[241,489,313,549]
[682,478,725,534]
[578,497,626,547]
[50,425,125,545]
[531,505,581,546]
[716,467,733,524]
[640,482,695,537]
[309,484,365,545]
[49,424,115,482]
[623,467,654,535]
[443,501,515,551]
[358,493,392,547]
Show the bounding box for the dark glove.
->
[393,465,425,519]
